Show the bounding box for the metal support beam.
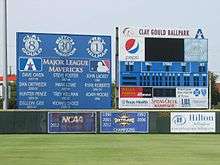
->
[1,0,8,110]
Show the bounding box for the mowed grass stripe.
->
[0,134,220,165]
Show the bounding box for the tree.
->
[0,81,16,109]
[209,72,220,107]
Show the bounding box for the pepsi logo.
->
[125,39,139,54]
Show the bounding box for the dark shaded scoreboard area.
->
[145,38,184,62]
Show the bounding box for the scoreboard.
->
[118,27,208,109]
[17,32,112,109]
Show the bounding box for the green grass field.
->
[0,134,220,165]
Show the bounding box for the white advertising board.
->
[119,98,152,108]
[119,27,206,39]
[171,112,215,133]
[119,37,145,61]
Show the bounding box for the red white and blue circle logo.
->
[125,39,139,54]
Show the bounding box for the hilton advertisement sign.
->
[171,112,215,133]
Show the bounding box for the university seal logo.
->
[22,35,42,56]
[54,36,76,57]
[87,37,108,58]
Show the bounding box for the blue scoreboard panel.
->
[119,28,208,109]
[17,32,112,109]
[100,112,149,133]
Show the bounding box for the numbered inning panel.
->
[120,62,207,87]
[17,32,111,109]
[119,37,208,109]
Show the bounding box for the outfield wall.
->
[0,111,47,133]
[0,111,219,134]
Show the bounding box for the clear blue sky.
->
[0,0,220,79]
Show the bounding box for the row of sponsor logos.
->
[119,87,208,109]
[120,87,208,98]
[20,34,109,58]
[48,112,216,133]
[119,98,208,109]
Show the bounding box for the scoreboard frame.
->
[118,27,209,109]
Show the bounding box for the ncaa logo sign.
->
[125,39,139,54]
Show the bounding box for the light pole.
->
[1,0,8,110]
[209,72,212,110]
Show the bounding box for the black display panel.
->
[153,88,176,97]
[145,38,184,62]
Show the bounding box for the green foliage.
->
[112,82,117,108]
[209,72,220,107]
[0,81,16,109]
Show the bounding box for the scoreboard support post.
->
[208,72,212,110]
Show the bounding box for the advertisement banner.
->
[100,112,149,133]
[171,112,215,133]
[152,98,177,108]
[17,32,111,109]
[119,98,152,108]
[119,37,145,61]
[176,88,208,98]
[177,98,208,108]
[48,112,96,133]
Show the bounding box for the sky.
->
[0,0,220,80]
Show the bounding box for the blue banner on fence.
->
[48,112,96,133]
[100,112,149,133]
[16,32,111,109]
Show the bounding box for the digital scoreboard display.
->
[145,38,184,62]
[119,27,208,109]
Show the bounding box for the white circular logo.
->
[87,37,108,58]
[54,36,76,57]
[123,27,135,37]
[22,35,42,56]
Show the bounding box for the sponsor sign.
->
[171,112,215,133]
[100,112,149,133]
[176,88,208,108]
[48,112,96,133]
[152,98,177,108]
[120,87,152,98]
[119,98,152,108]
[119,37,145,61]
[17,32,111,109]
[176,88,208,98]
